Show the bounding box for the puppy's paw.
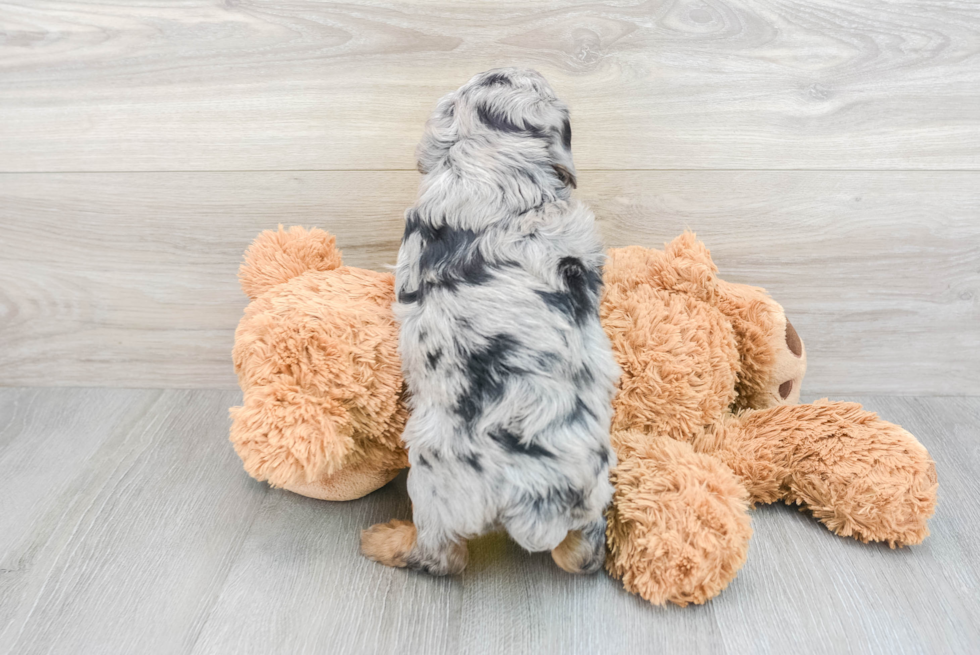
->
[360,519,417,568]
[552,529,605,575]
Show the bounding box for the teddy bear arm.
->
[606,431,752,606]
[696,401,938,547]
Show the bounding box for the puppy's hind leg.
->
[552,516,607,574]
[361,520,468,575]
[360,519,418,568]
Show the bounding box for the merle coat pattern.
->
[362,68,620,575]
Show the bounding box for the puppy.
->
[361,68,619,575]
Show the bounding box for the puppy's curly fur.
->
[361,68,619,575]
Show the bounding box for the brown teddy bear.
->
[230,226,938,606]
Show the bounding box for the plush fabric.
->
[696,401,938,547]
[606,432,752,607]
[230,227,408,496]
[230,226,938,605]
[599,232,933,605]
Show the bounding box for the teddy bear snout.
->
[770,315,807,405]
[785,320,803,357]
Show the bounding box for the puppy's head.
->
[416,68,577,192]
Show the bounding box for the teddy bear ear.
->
[603,232,718,303]
[239,225,343,299]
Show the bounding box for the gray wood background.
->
[0,0,978,393]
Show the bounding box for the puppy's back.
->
[394,68,619,552]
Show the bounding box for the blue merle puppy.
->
[360,68,619,575]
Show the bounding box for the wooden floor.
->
[0,388,976,655]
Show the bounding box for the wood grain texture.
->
[0,388,163,651]
[1,170,976,393]
[0,388,268,655]
[1,389,977,654]
[1,0,978,171]
[711,396,980,655]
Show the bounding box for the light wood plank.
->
[192,470,731,655]
[1,388,269,655]
[192,395,980,655]
[707,394,980,655]
[584,171,980,397]
[2,390,978,654]
[457,533,726,655]
[1,0,978,171]
[0,388,163,652]
[861,396,980,592]
[189,474,465,655]
[1,170,977,394]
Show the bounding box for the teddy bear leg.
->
[230,383,356,490]
[283,459,402,501]
[606,433,752,606]
[697,401,938,547]
[552,517,607,574]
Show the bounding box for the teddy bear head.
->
[601,232,807,451]
[230,226,408,500]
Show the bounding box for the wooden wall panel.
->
[1,171,976,393]
[0,0,978,171]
